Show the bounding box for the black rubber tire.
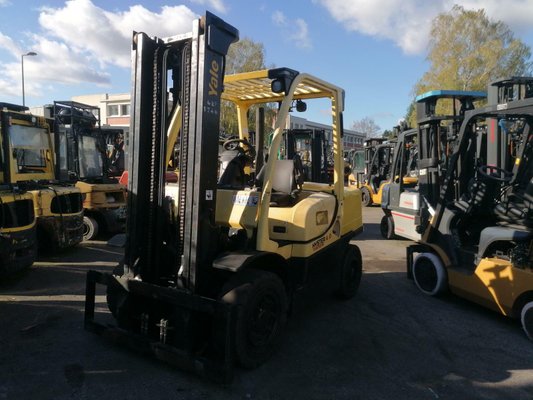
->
[219,269,288,369]
[361,187,373,207]
[380,215,395,239]
[412,253,448,296]
[336,245,363,300]
[521,301,533,340]
[83,216,99,241]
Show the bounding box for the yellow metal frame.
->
[449,258,533,317]
[5,115,56,182]
[0,191,36,233]
[221,69,350,254]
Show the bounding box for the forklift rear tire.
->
[336,245,363,300]
[361,187,373,207]
[521,301,533,340]
[380,215,395,240]
[220,269,288,369]
[83,216,99,241]
[412,253,447,296]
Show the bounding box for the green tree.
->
[351,116,381,138]
[408,5,532,123]
[382,129,394,139]
[221,38,271,136]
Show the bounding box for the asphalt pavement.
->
[1,206,532,400]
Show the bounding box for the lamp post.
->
[21,51,37,107]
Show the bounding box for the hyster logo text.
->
[208,59,219,96]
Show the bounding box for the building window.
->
[107,105,119,116]
[120,104,130,116]
[108,103,130,117]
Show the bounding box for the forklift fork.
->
[84,270,237,383]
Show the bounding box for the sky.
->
[1,0,533,132]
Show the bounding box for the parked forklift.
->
[84,12,363,381]
[348,137,395,206]
[0,186,36,276]
[50,101,127,240]
[284,128,332,183]
[0,103,83,252]
[380,90,486,240]
[407,78,533,339]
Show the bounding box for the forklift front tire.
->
[220,269,288,369]
[412,252,447,296]
[380,215,395,240]
[83,216,99,241]
[361,187,373,207]
[521,301,533,340]
[336,245,363,300]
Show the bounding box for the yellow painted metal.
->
[0,191,36,233]
[448,258,533,316]
[6,116,56,183]
[75,181,126,210]
[29,186,82,218]
[1,109,83,225]
[217,68,360,259]
[165,105,182,168]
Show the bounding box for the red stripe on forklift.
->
[391,212,415,220]
[490,119,496,143]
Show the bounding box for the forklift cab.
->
[0,103,83,251]
[349,137,395,206]
[380,90,486,240]
[217,69,363,248]
[52,101,126,240]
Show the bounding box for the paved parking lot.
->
[1,206,533,399]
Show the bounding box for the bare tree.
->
[351,117,381,138]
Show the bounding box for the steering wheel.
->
[477,165,513,183]
[223,138,256,158]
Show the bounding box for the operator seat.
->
[264,154,306,207]
[494,177,533,228]
[218,149,250,189]
[270,159,296,207]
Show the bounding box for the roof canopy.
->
[222,69,343,109]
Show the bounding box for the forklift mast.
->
[487,77,533,174]
[415,90,486,207]
[126,12,238,292]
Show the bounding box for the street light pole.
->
[21,51,37,107]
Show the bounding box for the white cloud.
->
[0,32,20,57]
[0,0,199,101]
[271,10,312,49]
[272,10,286,26]
[291,19,312,49]
[189,0,227,13]
[0,0,11,7]
[450,0,533,32]
[317,0,533,55]
[39,1,197,68]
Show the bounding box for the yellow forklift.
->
[348,137,395,206]
[0,103,83,252]
[85,12,363,382]
[50,101,127,240]
[0,187,36,276]
[407,78,533,339]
